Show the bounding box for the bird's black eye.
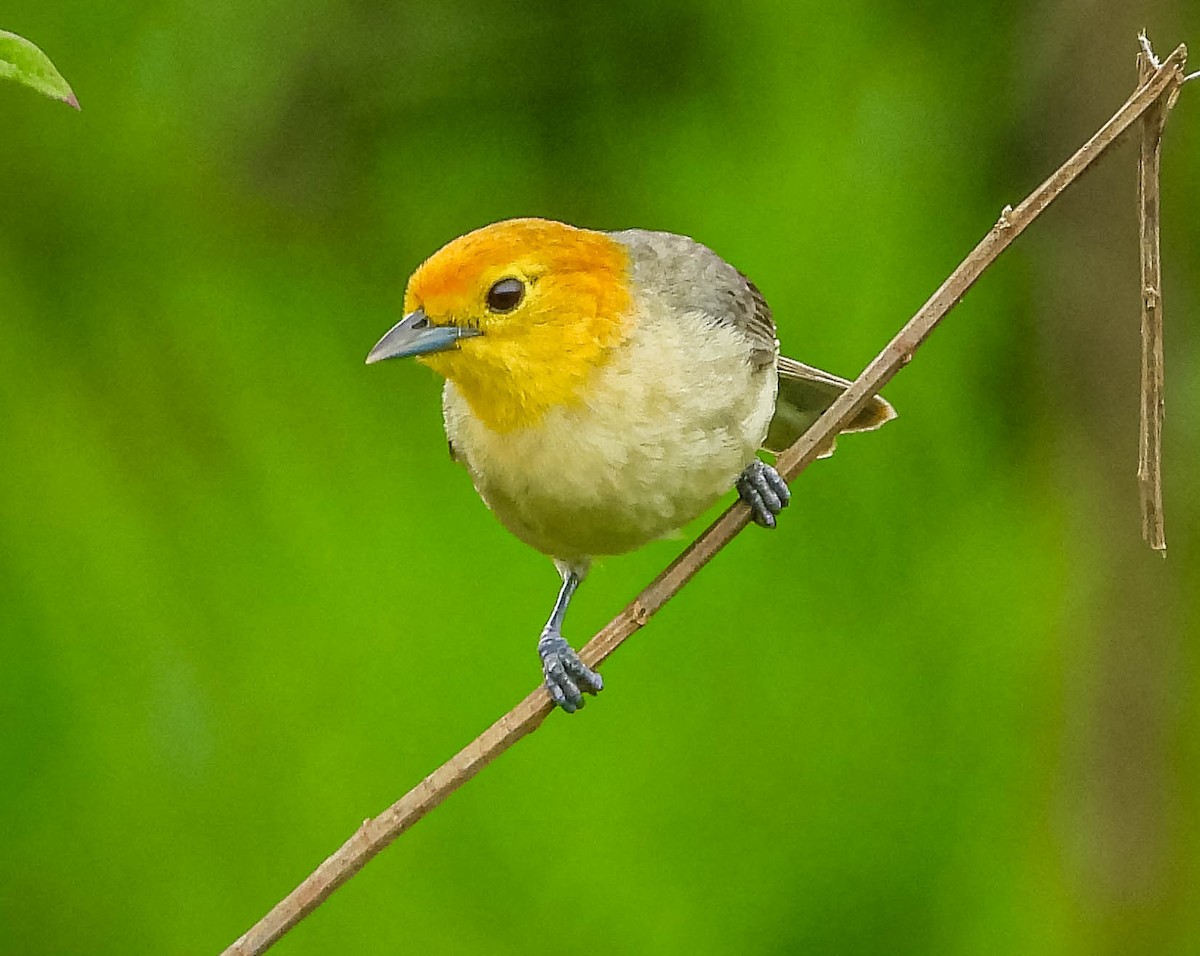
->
[486,277,525,313]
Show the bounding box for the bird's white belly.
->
[442,312,777,564]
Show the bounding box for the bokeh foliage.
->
[2,2,1198,954]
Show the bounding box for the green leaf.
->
[0,30,79,108]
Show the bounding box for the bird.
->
[367,218,895,713]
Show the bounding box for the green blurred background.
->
[2,2,1198,954]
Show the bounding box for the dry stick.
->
[1136,38,1180,551]
[222,41,1190,956]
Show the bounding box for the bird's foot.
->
[736,459,790,528]
[538,630,603,713]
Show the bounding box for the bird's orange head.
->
[367,218,633,433]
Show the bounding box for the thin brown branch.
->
[1136,36,1177,552]
[220,39,1190,956]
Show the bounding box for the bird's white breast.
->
[442,300,777,565]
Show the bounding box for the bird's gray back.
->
[607,229,778,369]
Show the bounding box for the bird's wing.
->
[764,355,896,455]
[606,229,894,449]
[729,272,779,371]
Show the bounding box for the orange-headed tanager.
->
[367,218,894,712]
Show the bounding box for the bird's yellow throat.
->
[405,219,633,433]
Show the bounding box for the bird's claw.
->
[736,459,790,528]
[538,631,603,713]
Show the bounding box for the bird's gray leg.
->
[736,459,791,528]
[537,563,603,713]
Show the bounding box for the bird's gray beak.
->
[365,309,482,364]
